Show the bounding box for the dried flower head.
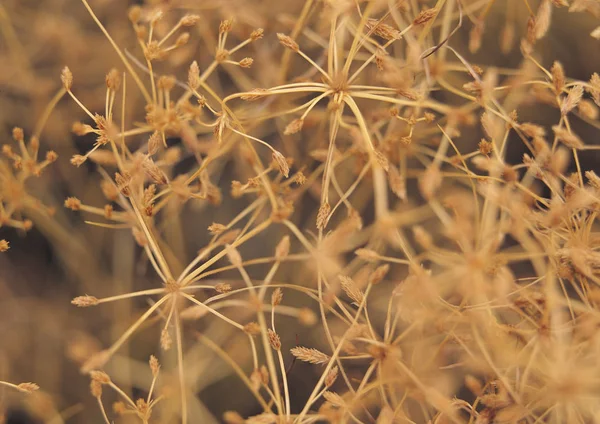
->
[267,329,281,350]
[339,275,364,305]
[61,66,73,90]
[215,283,232,293]
[271,288,283,306]
[277,33,299,51]
[284,118,304,135]
[72,295,99,307]
[413,8,438,25]
[17,382,39,394]
[290,346,330,364]
[272,151,290,178]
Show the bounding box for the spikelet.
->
[267,329,281,350]
[316,202,331,230]
[365,19,401,40]
[339,275,364,305]
[290,346,330,364]
[284,118,304,135]
[561,85,584,115]
[277,33,299,51]
[17,382,39,394]
[61,66,73,90]
[271,288,283,306]
[272,151,290,178]
[535,0,552,39]
[413,8,437,25]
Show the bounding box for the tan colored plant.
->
[1,0,600,423]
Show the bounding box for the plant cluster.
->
[1,0,600,423]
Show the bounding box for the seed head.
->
[180,14,201,26]
[64,197,82,211]
[374,150,389,171]
[12,127,24,142]
[161,327,172,350]
[478,139,494,155]
[175,32,190,47]
[316,202,331,230]
[218,229,241,245]
[149,355,160,376]
[325,366,339,387]
[277,33,299,52]
[208,223,227,235]
[388,165,406,200]
[561,85,583,115]
[526,16,537,45]
[142,159,168,185]
[271,288,283,306]
[413,8,438,25]
[535,0,552,39]
[369,264,390,285]
[239,57,254,68]
[250,28,264,41]
[339,275,364,305]
[45,151,58,162]
[215,283,232,293]
[115,171,132,196]
[219,20,233,34]
[552,126,584,149]
[157,75,176,91]
[294,172,307,185]
[366,19,401,40]
[267,329,281,350]
[113,401,127,415]
[578,99,598,120]
[61,66,73,90]
[17,382,39,394]
[243,322,261,336]
[188,61,201,90]
[90,380,102,398]
[284,118,304,135]
[127,5,142,23]
[298,308,317,326]
[90,370,111,384]
[355,248,380,262]
[0,240,10,252]
[105,68,121,91]
[72,122,93,136]
[272,151,290,178]
[469,22,484,53]
[72,295,99,307]
[241,88,269,101]
[290,346,330,364]
[70,154,86,167]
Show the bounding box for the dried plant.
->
[1,0,600,423]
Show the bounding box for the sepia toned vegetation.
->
[1,0,600,422]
